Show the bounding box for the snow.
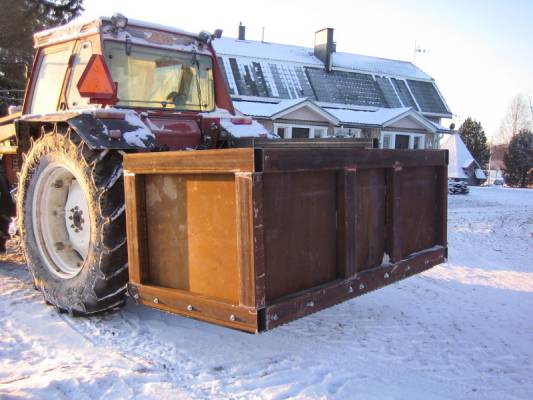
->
[331,52,433,81]
[475,168,487,180]
[214,38,433,81]
[1,187,532,399]
[325,107,412,126]
[219,118,269,138]
[121,112,154,148]
[233,98,309,118]
[441,133,480,179]
[214,38,322,66]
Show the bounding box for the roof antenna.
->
[262,27,265,42]
[413,40,428,63]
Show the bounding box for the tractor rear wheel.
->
[17,126,128,314]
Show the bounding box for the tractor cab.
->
[25,14,268,151]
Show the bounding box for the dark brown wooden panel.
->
[144,174,240,304]
[399,167,438,256]
[130,283,258,333]
[252,173,266,309]
[355,169,387,271]
[259,148,447,172]
[263,246,447,330]
[262,171,338,301]
[436,165,448,247]
[387,166,403,262]
[336,169,357,278]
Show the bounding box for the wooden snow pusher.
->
[124,146,448,333]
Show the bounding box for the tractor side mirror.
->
[77,54,118,106]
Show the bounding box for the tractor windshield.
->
[104,41,214,111]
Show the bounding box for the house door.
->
[292,127,310,138]
[395,134,410,149]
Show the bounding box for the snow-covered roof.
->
[234,98,339,124]
[430,120,451,133]
[214,38,322,65]
[234,99,437,131]
[440,133,481,179]
[325,107,410,126]
[214,37,452,117]
[331,52,432,80]
[234,99,309,118]
[215,38,433,80]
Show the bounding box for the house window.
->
[382,133,393,149]
[413,135,422,149]
[292,127,310,138]
[395,134,410,149]
[380,132,426,149]
[274,123,324,139]
[313,128,326,138]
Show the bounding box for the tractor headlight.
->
[111,13,128,30]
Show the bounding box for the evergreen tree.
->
[0,0,84,115]
[503,129,533,188]
[459,117,491,169]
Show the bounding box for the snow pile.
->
[0,187,532,399]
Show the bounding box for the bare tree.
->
[498,94,531,143]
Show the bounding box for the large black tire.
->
[17,126,128,315]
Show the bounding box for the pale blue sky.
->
[82,0,533,139]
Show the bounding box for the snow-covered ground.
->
[1,187,532,399]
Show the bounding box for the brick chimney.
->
[314,28,335,72]
[238,22,246,40]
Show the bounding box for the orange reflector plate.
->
[77,54,117,103]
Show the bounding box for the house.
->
[441,133,487,185]
[213,26,452,149]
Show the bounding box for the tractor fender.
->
[19,109,155,151]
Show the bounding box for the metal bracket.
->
[127,283,140,303]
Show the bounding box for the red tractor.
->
[0,15,448,332]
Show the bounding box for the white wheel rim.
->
[32,162,91,279]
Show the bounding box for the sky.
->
[81,0,533,140]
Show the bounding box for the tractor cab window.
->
[104,41,214,111]
[66,41,93,109]
[30,44,73,114]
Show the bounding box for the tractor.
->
[0,15,448,332]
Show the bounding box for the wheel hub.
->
[69,207,85,232]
